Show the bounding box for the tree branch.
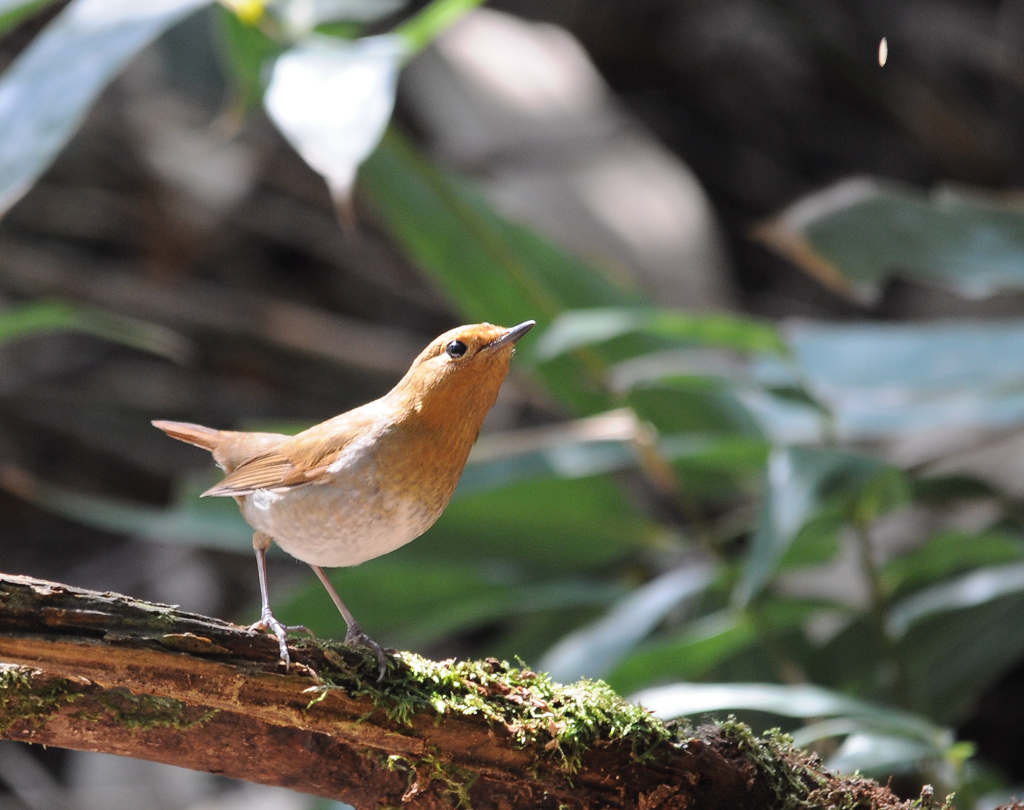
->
[0,574,934,810]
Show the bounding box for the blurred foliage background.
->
[3,1,1024,809]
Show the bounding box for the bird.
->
[152,320,534,678]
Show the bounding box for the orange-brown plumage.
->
[152,320,533,675]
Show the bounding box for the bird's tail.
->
[153,419,289,474]
[151,420,223,453]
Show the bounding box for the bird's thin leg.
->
[247,532,314,670]
[310,564,388,680]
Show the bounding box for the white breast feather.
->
[326,429,380,475]
[251,489,283,511]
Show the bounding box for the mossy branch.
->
[0,573,938,810]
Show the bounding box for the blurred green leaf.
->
[849,467,912,525]
[824,732,944,778]
[736,447,888,607]
[535,308,786,361]
[0,0,211,215]
[777,511,843,570]
[762,320,1024,441]
[791,717,946,750]
[309,20,361,39]
[664,433,769,500]
[425,474,658,572]
[606,597,839,694]
[271,0,406,37]
[897,589,1024,724]
[538,564,715,683]
[461,417,767,503]
[277,555,620,649]
[626,384,763,437]
[878,564,1024,723]
[632,681,938,733]
[811,614,887,700]
[0,300,190,360]
[608,610,755,693]
[634,679,956,779]
[756,178,1024,303]
[913,474,1003,505]
[662,431,770,468]
[459,410,643,496]
[214,5,283,112]
[887,561,1024,638]
[0,0,57,36]
[883,530,1024,599]
[460,439,637,496]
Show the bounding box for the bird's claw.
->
[344,623,389,681]
[249,611,315,671]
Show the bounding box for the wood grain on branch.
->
[0,574,930,810]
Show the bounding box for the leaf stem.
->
[395,0,486,55]
[852,517,912,709]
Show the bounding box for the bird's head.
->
[391,320,534,426]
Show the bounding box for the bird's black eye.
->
[445,340,468,358]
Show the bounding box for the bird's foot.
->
[248,610,315,671]
[344,622,389,681]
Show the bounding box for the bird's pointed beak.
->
[487,320,535,351]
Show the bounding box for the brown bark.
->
[0,573,930,810]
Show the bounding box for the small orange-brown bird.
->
[153,320,534,677]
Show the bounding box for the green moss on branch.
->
[89,691,219,732]
[0,665,82,733]
[310,647,675,772]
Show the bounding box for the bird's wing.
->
[201,451,297,497]
[201,407,383,497]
